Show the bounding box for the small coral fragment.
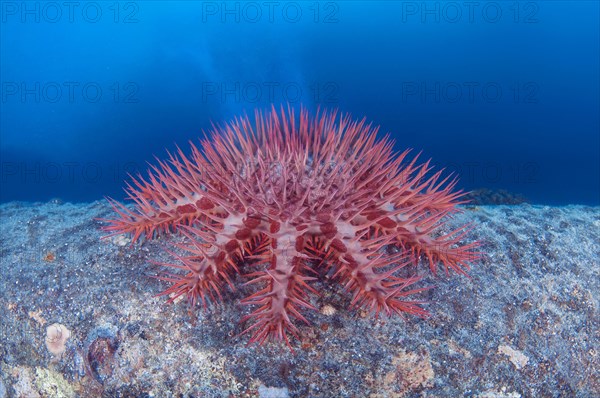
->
[45,323,71,357]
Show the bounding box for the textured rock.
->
[0,200,598,397]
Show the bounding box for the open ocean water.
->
[0,2,599,397]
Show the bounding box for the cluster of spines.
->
[101,105,479,348]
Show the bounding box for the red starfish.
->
[101,106,479,348]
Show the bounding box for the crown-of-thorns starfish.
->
[101,105,479,348]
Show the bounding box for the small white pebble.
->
[320,305,337,316]
[498,344,528,370]
[258,385,290,398]
[113,235,131,247]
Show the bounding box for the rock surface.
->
[0,201,598,397]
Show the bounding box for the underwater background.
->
[1,1,599,205]
[1,3,600,397]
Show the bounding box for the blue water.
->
[1,1,598,205]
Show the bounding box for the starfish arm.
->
[240,225,317,348]
[99,145,235,242]
[155,211,268,306]
[325,233,431,319]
